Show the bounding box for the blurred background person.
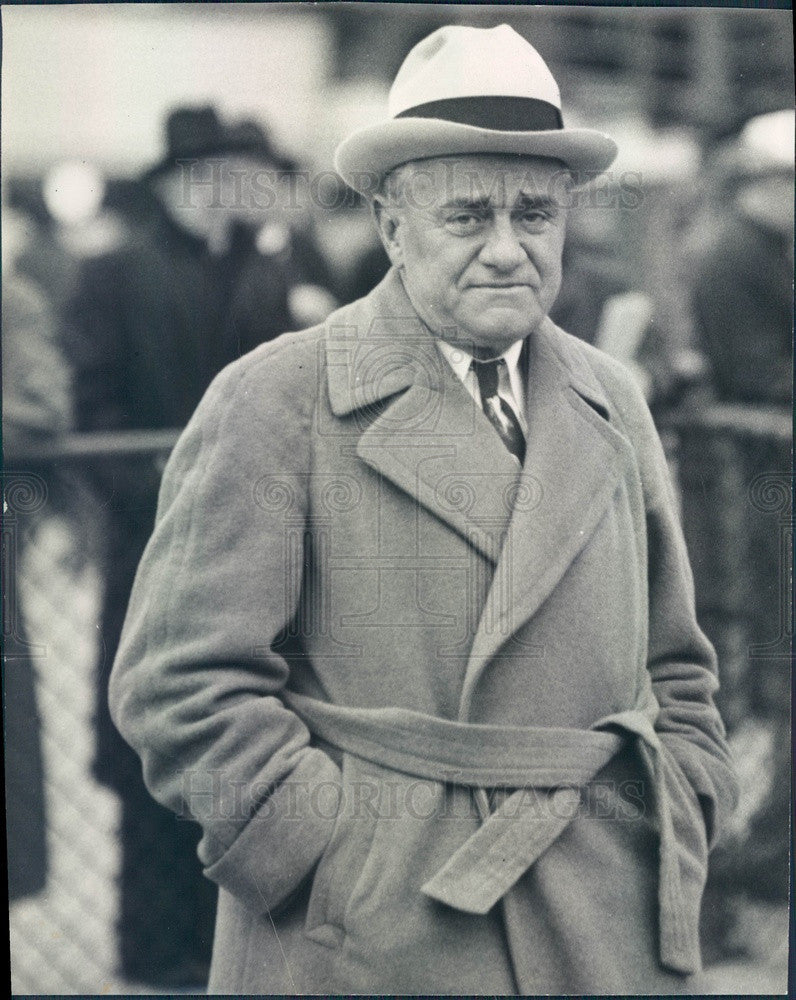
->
[550,208,629,347]
[2,192,72,904]
[8,160,127,331]
[689,109,794,407]
[60,103,336,989]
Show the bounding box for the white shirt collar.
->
[436,338,524,384]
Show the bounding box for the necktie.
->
[472,358,526,465]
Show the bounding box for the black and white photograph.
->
[1,2,793,995]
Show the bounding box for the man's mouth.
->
[468,281,535,295]
[468,283,535,290]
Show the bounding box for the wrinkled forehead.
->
[392,154,572,207]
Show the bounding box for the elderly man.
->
[110,24,737,995]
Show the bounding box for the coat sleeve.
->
[601,356,738,847]
[108,341,342,916]
[607,364,739,849]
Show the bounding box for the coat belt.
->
[282,690,698,975]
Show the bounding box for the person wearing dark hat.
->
[109,27,737,994]
[62,103,334,988]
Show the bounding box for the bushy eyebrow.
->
[439,196,491,211]
[439,193,560,212]
[515,193,559,211]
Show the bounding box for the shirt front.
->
[435,337,528,434]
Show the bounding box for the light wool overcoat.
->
[110,269,738,995]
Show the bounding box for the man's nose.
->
[477,217,528,271]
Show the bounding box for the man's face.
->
[375,155,570,353]
[157,154,280,240]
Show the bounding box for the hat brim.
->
[335,118,618,194]
[142,143,296,184]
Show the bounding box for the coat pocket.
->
[304,751,380,948]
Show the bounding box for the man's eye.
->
[446,213,482,232]
[519,210,553,230]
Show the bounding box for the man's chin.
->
[460,312,542,350]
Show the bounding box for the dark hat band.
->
[395,96,563,132]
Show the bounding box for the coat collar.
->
[324,269,636,715]
[325,269,525,563]
[325,267,614,423]
[326,268,443,417]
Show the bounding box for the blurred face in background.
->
[154,154,283,249]
[374,154,570,354]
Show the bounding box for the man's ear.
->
[372,197,404,268]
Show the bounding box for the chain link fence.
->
[7,508,128,994]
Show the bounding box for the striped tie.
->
[472,358,526,465]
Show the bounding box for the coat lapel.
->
[459,320,637,718]
[326,270,522,563]
[326,272,637,714]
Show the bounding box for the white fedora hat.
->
[335,23,618,194]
